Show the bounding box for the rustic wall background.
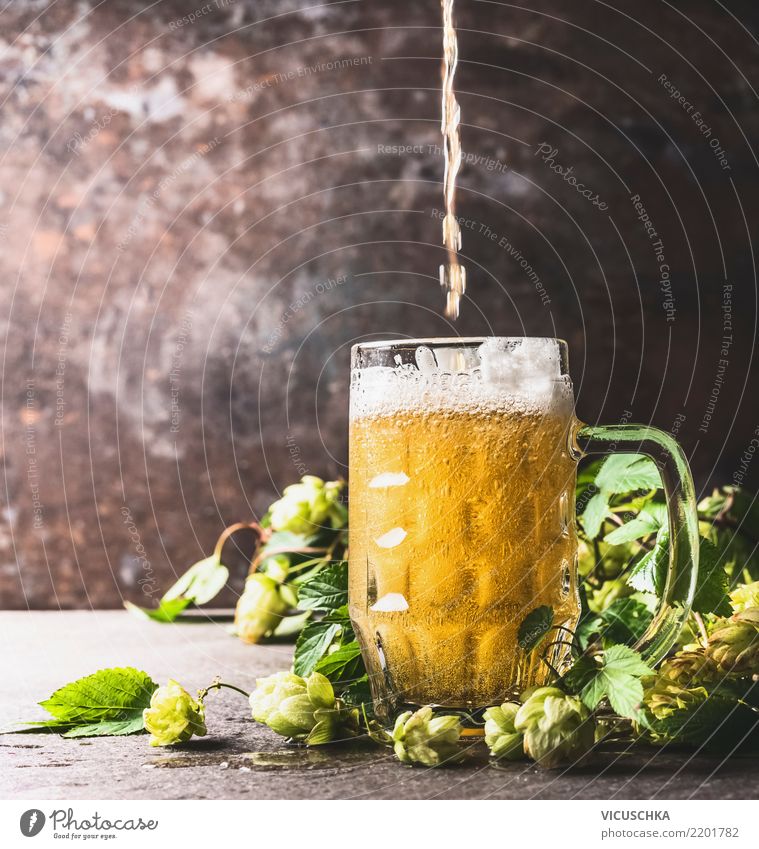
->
[1,0,758,608]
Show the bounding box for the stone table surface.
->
[1,612,756,801]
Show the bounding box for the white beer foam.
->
[370,593,409,612]
[369,472,410,488]
[351,338,573,419]
[374,527,407,548]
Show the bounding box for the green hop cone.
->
[705,608,759,675]
[483,702,524,760]
[249,670,339,744]
[730,581,759,613]
[268,476,346,535]
[657,649,722,688]
[514,687,594,769]
[143,680,207,748]
[643,676,709,722]
[235,573,289,644]
[391,707,462,767]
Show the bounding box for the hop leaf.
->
[514,687,595,769]
[564,645,652,719]
[143,680,207,747]
[391,707,462,766]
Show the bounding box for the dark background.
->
[1,0,757,609]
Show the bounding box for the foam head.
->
[350,337,573,419]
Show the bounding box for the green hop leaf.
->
[517,606,554,652]
[514,687,595,769]
[564,645,653,719]
[692,538,731,616]
[234,573,290,644]
[627,528,669,595]
[579,492,610,539]
[314,641,364,683]
[296,561,349,611]
[293,605,352,676]
[391,707,462,767]
[143,680,207,747]
[580,455,661,540]
[125,555,229,622]
[163,556,230,605]
[595,454,661,494]
[483,703,524,760]
[39,667,158,726]
[598,598,653,645]
[604,507,665,545]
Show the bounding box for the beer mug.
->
[348,337,698,723]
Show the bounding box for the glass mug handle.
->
[572,422,700,665]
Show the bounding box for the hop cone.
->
[268,476,346,535]
[706,608,759,675]
[143,680,207,748]
[235,573,289,644]
[514,687,594,769]
[730,581,759,613]
[483,702,524,760]
[391,707,462,766]
[643,677,709,722]
[657,650,722,688]
[249,670,340,744]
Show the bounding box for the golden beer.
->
[349,339,581,711]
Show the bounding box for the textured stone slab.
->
[1,612,756,800]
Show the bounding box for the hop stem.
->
[198,678,250,702]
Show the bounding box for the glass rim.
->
[351,336,568,353]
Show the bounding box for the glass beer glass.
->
[348,338,699,723]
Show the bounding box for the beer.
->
[349,343,580,710]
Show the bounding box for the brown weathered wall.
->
[1,0,758,608]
